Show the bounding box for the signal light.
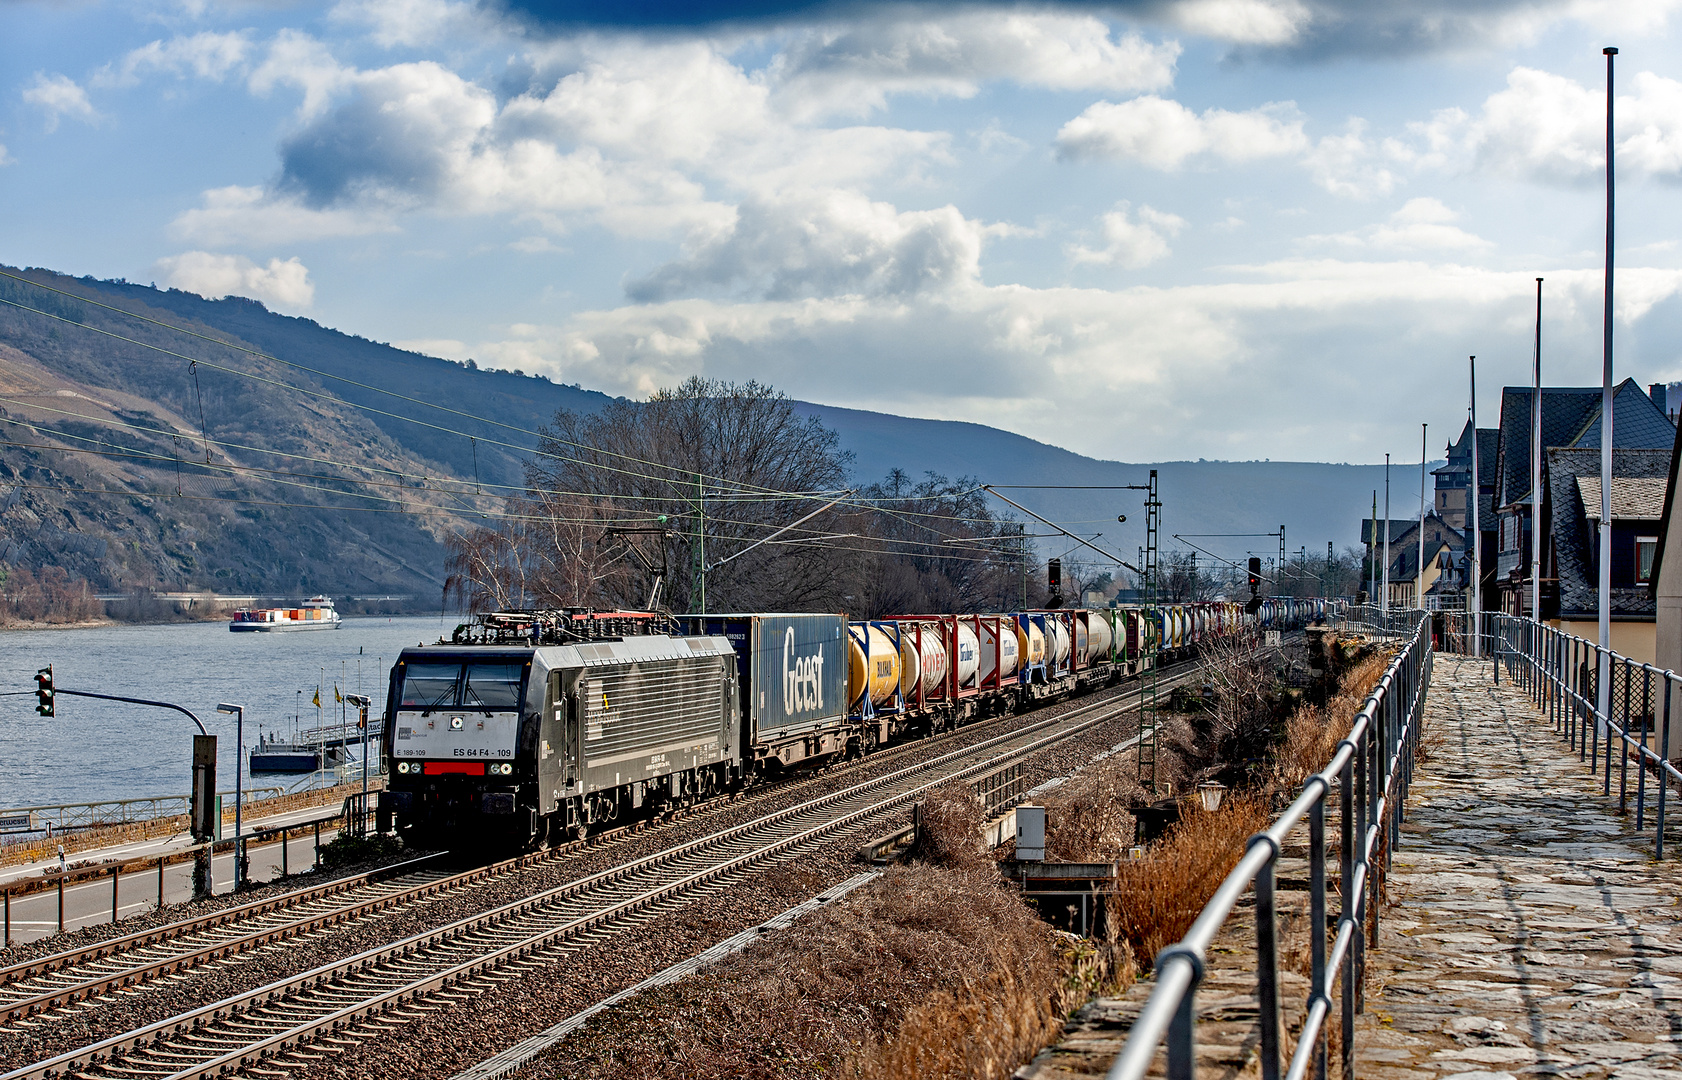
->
[34,666,53,717]
[1247,557,1262,595]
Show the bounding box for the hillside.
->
[0,265,1414,602]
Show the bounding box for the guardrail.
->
[1106,610,1432,1080]
[1441,611,1680,859]
[0,788,288,836]
[1341,605,1430,637]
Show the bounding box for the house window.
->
[1637,536,1658,583]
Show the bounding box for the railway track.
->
[0,662,1178,1031]
[4,667,1193,1080]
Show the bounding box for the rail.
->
[1441,611,1682,859]
[1105,611,1432,1080]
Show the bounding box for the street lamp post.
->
[346,694,372,835]
[216,703,245,890]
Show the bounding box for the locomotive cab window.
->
[400,662,461,713]
[463,663,525,711]
[398,660,527,713]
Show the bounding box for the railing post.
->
[1639,667,1652,830]
[1359,720,1372,948]
[4,890,9,946]
[57,873,64,935]
[157,856,165,910]
[1614,656,1628,807]
[1162,950,1203,1080]
[1253,836,1283,1080]
[111,865,119,923]
[1341,747,1359,1071]
[1661,675,1673,860]
[1310,794,1329,1080]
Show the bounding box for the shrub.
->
[317,832,401,869]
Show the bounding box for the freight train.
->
[378,598,1337,849]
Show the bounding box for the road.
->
[2,805,351,945]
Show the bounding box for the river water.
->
[0,615,458,811]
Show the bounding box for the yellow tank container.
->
[847,624,901,708]
[1014,620,1046,666]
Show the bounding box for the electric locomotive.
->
[381,611,742,848]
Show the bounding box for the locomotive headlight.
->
[492,762,514,776]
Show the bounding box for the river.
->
[0,615,459,811]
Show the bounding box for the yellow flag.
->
[334,685,343,704]
[312,689,321,709]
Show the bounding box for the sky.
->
[3,0,1682,466]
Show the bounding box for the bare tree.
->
[447,377,855,613]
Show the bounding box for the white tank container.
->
[1048,619,1071,665]
[1086,613,1113,659]
[954,623,980,687]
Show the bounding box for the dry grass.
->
[1106,793,1274,966]
[541,864,1117,1080]
[1273,647,1393,793]
[909,783,991,870]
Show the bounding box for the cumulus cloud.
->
[1409,66,1682,185]
[154,252,316,310]
[1193,0,1682,60]
[1056,95,1308,168]
[1068,202,1186,268]
[1305,197,1491,251]
[211,36,955,246]
[771,12,1179,118]
[170,185,398,247]
[445,259,1682,462]
[95,31,251,87]
[1056,93,1410,198]
[22,73,98,132]
[627,190,985,302]
[330,0,485,48]
[1163,0,1312,45]
[248,30,356,119]
[1300,119,1409,198]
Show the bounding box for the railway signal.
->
[34,666,53,717]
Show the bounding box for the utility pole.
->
[1137,470,1162,796]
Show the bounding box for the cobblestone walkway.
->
[1018,653,1682,1080]
[1359,653,1682,1080]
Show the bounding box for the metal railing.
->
[0,788,288,837]
[1341,605,1430,637]
[1441,611,1681,859]
[1106,612,1433,1080]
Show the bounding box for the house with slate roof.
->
[1542,447,1670,663]
[1432,419,1499,610]
[1380,513,1469,609]
[1647,418,1682,694]
[1493,379,1674,618]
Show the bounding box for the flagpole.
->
[1599,46,1617,732]
[1470,356,1482,656]
[1532,277,1544,625]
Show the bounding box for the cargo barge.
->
[229,595,342,632]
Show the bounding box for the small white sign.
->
[1264,630,1282,646]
